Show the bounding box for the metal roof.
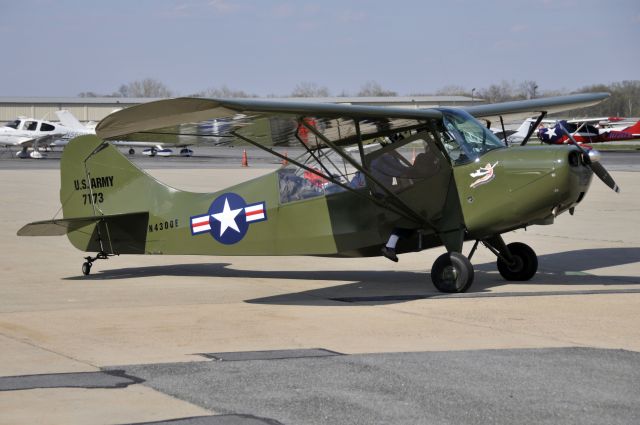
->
[0,95,477,105]
[0,97,160,104]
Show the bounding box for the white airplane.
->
[0,114,90,158]
[490,117,556,145]
[2,110,194,158]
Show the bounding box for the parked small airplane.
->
[538,118,640,144]
[18,92,618,293]
[0,114,89,158]
[1,109,197,158]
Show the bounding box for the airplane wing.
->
[462,93,609,123]
[96,93,610,149]
[0,133,63,148]
[96,97,443,148]
[0,135,34,147]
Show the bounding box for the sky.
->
[1,0,639,97]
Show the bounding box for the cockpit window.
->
[4,120,20,129]
[25,121,38,131]
[366,131,445,195]
[440,109,505,165]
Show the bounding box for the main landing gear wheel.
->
[82,262,92,276]
[128,148,135,155]
[497,242,538,281]
[431,252,474,293]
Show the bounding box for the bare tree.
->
[195,85,255,98]
[569,80,640,117]
[519,80,539,99]
[118,78,173,98]
[291,82,330,97]
[435,85,468,96]
[357,80,397,97]
[478,80,517,103]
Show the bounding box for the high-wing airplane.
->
[538,118,640,144]
[18,92,618,293]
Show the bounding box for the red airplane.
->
[538,118,640,144]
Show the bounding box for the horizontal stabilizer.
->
[17,211,148,236]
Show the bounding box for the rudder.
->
[60,135,170,253]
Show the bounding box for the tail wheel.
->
[82,262,92,276]
[431,252,474,293]
[497,242,538,281]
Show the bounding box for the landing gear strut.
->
[81,251,112,276]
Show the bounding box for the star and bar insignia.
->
[190,193,266,245]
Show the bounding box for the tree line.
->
[78,78,640,118]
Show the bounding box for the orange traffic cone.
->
[241,149,248,167]
[282,150,289,166]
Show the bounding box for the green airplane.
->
[18,92,618,293]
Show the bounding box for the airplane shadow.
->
[64,247,640,306]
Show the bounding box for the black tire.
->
[82,262,91,276]
[497,242,538,281]
[128,148,135,155]
[431,252,474,293]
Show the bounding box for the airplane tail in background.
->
[623,120,640,136]
[509,118,536,142]
[55,110,86,130]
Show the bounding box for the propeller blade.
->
[589,160,620,193]
[557,123,620,193]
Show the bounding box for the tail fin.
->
[623,120,640,136]
[511,118,536,140]
[55,110,86,130]
[58,135,172,253]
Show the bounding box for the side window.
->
[278,147,369,204]
[366,131,443,195]
[40,123,55,132]
[25,121,38,131]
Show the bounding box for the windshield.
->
[440,109,505,165]
[3,120,20,129]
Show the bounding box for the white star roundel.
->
[189,193,267,245]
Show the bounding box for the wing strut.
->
[521,111,547,146]
[499,116,508,146]
[298,119,435,229]
[230,131,422,224]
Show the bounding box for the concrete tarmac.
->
[0,157,639,424]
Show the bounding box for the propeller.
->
[558,123,620,193]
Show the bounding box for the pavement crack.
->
[0,329,100,371]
